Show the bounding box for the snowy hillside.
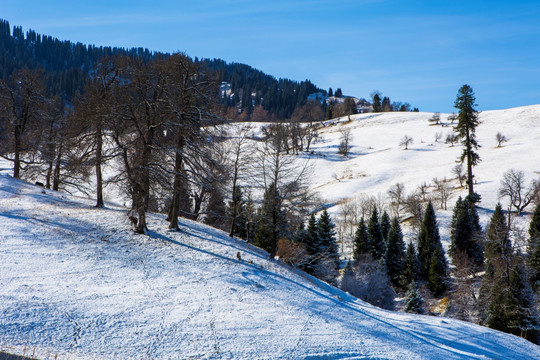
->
[292,105,540,252]
[1,170,540,358]
[307,105,540,211]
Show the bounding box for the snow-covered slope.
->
[1,173,540,359]
[308,105,540,211]
[297,105,540,252]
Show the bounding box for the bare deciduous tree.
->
[452,163,466,188]
[399,135,413,150]
[496,132,508,148]
[433,177,452,210]
[0,68,48,179]
[338,128,352,156]
[428,112,441,125]
[446,132,458,147]
[498,169,540,215]
[387,183,405,218]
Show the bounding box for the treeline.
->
[202,58,323,119]
[0,19,156,100]
[0,19,325,120]
[0,19,418,122]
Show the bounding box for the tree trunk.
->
[168,134,185,229]
[95,125,104,208]
[13,127,21,179]
[52,143,63,191]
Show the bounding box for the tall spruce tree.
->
[454,84,481,199]
[254,183,288,257]
[385,217,406,288]
[367,207,385,260]
[485,203,512,261]
[380,211,391,241]
[417,202,440,278]
[317,209,340,270]
[353,217,370,261]
[479,204,512,324]
[450,196,484,268]
[429,242,449,296]
[401,242,420,288]
[304,214,321,274]
[487,261,540,344]
[528,204,540,292]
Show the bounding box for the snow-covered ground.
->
[2,105,540,359]
[1,167,540,358]
[301,105,540,251]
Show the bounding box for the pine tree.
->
[372,93,381,112]
[293,221,308,243]
[367,207,385,260]
[380,211,391,241]
[304,214,321,274]
[485,203,512,261]
[353,217,370,261]
[228,186,247,239]
[479,203,512,322]
[404,281,424,314]
[450,196,484,268]
[340,260,357,294]
[487,261,540,344]
[428,242,449,296]
[253,183,288,257]
[385,217,406,288]
[401,242,420,288]
[417,202,440,278]
[317,209,340,270]
[454,84,481,198]
[528,204,540,292]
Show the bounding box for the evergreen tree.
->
[253,183,288,257]
[228,186,248,239]
[454,84,481,198]
[340,260,357,294]
[335,88,343,98]
[328,87,333,97]
[304,214,321,274]
[317,209,340,269]
[487,261,540,344]
[353,217,370,261]
[485,203,512,261]
[380,210,391,241]
[326,103,334,120]
[367,207,385,260]
[401,242,420,288]
[404,281,424,314]
[428,242,449,296]
[417,202,440,278]
[384,218,406,288]
[528,204,540,292]
[450,196,484,268]
[293,221,309,245]
[479,204,512,325]
[372,93,381,112]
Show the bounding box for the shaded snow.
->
[1,172,539,359]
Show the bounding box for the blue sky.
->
[3,0,540,112]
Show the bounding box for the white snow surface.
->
[1,105,540,359]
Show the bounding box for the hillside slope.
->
[292,105,540,253]
[1,174,539,359]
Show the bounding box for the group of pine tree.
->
[3,19,540,345]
